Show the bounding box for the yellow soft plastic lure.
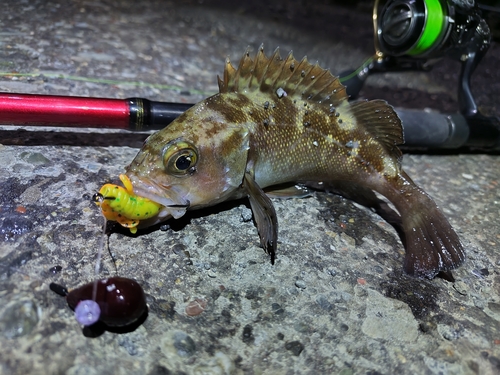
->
[93,174,162,233]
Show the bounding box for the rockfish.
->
[125,46,465,278]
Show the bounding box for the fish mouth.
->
[126,174,191,220]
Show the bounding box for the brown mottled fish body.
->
[126,47,465,278]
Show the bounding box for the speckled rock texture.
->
[1,1,499,374]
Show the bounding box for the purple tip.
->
[74,300,101,326]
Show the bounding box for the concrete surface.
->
[1,1,499,374]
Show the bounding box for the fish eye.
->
[163,140,198,176]
[175,154,192,170]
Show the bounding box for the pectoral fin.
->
[265,183,311,199]
[243,171,278,264]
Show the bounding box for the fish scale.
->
[124,45,465,278]
[236,91,387,184]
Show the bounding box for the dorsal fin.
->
[218,45,348,107]
[350,99,404,160]
[217,46,404,162]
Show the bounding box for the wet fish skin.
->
[125,46,465,278]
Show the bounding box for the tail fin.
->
[381,171,465,278]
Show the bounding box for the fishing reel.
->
[342,0,499,149]
[374,0,491,117]
[375,0,490,59]
[347,0,491,115]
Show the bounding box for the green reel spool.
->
[375,0,452,57]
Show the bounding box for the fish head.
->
[125,99,251,222]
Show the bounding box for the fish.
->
[124,45,465,278]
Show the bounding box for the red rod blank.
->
[0,93,130,129]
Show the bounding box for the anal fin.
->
[305,180,403,237]
[243,171,278,264]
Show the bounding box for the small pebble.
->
[84,162,102,173]
[242,324,254,344]
[239,206,253,222]
[357,278,367,285]
[117,335,139,356]
[0,300,39,338]
[479,268,489,276]
[488,302,500,313]
[473,296,486,309]
[21,152,51,165]
[285,341,304,356]
[437,324,461,341]
[185,298,207,317]
[172,243,187,255]
[316,295,332,311]
[295,279,306,289]
[173,331,196,357]
[453,281,468,296]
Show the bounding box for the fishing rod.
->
[1,0,499,150]
[0,93,191,132]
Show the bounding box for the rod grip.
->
[396,108,470,149]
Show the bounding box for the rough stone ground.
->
[1,1,499,374]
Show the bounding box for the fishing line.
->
[339,56,375,84]
[0,72,214,97]
[92,211,108,302]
